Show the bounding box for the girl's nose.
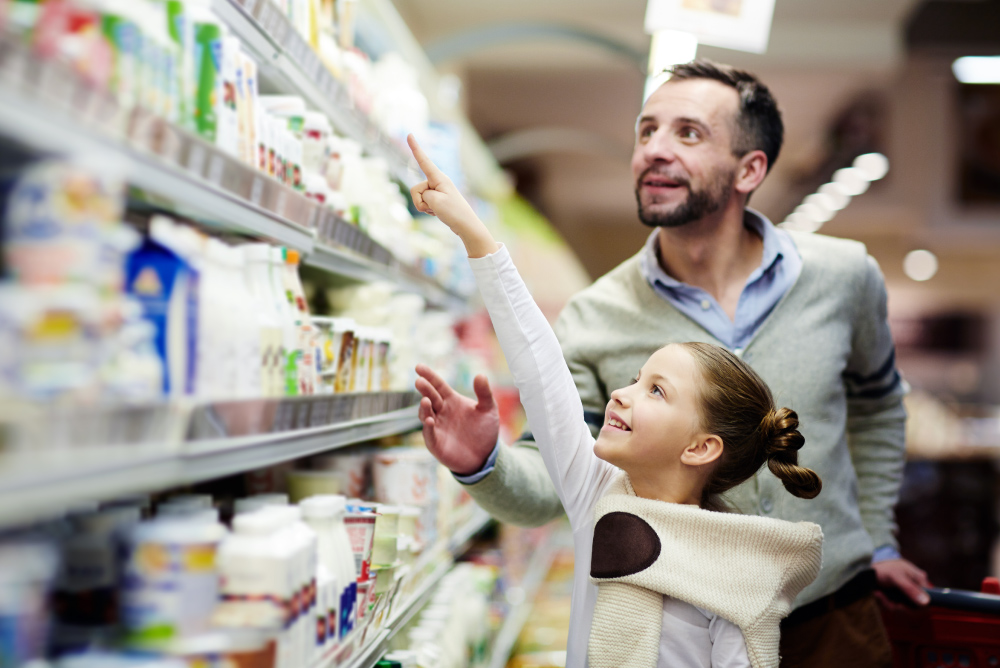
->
[610,387,629,406]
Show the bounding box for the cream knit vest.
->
[588,474,823,668]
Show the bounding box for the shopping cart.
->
[879,578,1000,667]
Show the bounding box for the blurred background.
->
[1,0,1000,666]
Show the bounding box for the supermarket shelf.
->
[0,393,420,529]
[487,530,560,668]
[0,39,317,253]
[213,0,422,187]
[0,34,464,310]
[333,507,494,668]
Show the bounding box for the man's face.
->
[631,79,743,228]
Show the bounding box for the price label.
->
[186,142,207,175]
[249,176,264,205]
[274,188,288,217]
[207,153,225,186]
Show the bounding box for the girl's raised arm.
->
[407,135,617,526]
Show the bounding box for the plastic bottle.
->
[214,511,289,666]
[196,239,235,398]
[216,35,242,157]
[282,249,317,395]
[302,111,332,174]
[220,244,262,398]
[243,244,285,397]
[328,495,358,639]
[269,247,301,395]
[189,1,223,142]
[265,505,317,667]
[299,497,340,658]
[120,513,227,647]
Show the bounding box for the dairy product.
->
[120,513,227,647]
[287,469,341,502]
[281,249,317,395]
[268,247,301,395]
[370,504,398,567]
[126,216,198,397]
[214,510,289,666]
[242,243,284,397]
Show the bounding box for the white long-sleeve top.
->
[468,246,750,668]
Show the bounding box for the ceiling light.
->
[903,249,938,282]
[795,202,834,224]
[852,153,889,181]
[783,211,823,233]
[803,192,836,212]
[817,182,852,210]
[952,56,1000,84]
[832,167,870,196]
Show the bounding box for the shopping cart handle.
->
[926,587,1000,615]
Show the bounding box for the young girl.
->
[406,135,824,668]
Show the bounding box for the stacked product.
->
[0,157,160,405]
[10,485,455,668]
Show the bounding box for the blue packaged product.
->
[125,227,198,396]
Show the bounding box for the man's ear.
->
[680,434,723,467]
[734,149,768,196]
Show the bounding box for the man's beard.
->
[635,167,736,228]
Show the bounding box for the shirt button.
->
[700,299,711,310]
[761,498,773,514]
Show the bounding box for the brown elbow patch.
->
[591,512,661,579]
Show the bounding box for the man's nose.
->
[638,128,676,164]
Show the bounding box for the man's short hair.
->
[666,59,784,173]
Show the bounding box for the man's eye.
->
[640,126,655,139]
[680,128,700,140]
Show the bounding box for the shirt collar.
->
[640,209,786,290]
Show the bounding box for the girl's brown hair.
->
[677,342,822,508]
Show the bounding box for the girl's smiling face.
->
[594,344,707,474]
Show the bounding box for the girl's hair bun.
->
[763,408,822,499]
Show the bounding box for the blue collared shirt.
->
[638,209,801,351]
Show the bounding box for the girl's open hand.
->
[407,134,498,257]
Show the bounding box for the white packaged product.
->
[268,246,302,395]
[299,496,340,658]
[264,505,318,668]
[373,448,440,546]
[243,243,285,397]
[120,514,227,647]
[311,449,370,498]
[302,111,332,174]
[213,511,289,666]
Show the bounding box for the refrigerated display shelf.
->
[212,0,421,188]
[487,531,560,668]
[330,507,494,668]
[0,33,462,310]
[0,394,421,529]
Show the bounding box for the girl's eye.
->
[651,385,664,397]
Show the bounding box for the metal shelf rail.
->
[0,392,421,528]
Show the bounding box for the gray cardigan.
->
[463,231,906,608]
